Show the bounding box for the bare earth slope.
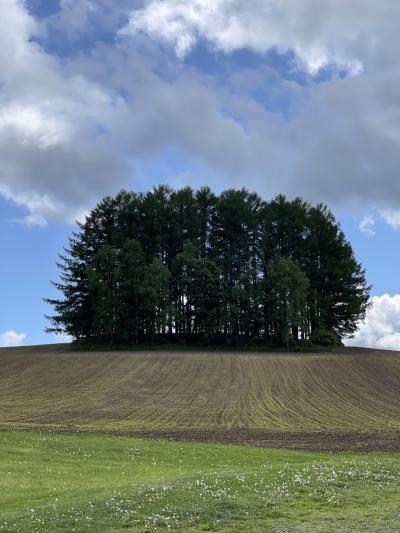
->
[1,344,400,451]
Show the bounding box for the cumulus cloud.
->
[0,330,27,347]
[0,0,128,224]
[120,0,400,212]
[3,0,400,224]
[119,2,382,205]
[124,0,368,74]
[346,295,400,351]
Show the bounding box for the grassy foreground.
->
[2,430,400,532]
[1,344,400,450]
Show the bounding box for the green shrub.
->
[310,328,342,348]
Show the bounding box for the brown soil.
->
[1,343,400,452]
[128,428,400,452]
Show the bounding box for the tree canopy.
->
[46,186,370,348]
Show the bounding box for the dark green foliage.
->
[46,187,370,347]
[264,258,309,348]
[310,328,342,348]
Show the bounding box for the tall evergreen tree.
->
[117,239,146,344]
[264,258,309,348]
[142,258,171,341]
[86,245,120,344]
[305,204,370,339]
[46,187,370,348]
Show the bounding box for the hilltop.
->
[1,344,400,451]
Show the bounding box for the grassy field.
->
[1,344,400,450]
[2,344,400,531]
[2,430,400,532]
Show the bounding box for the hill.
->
[1,344,400,451]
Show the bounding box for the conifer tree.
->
[46,186,370,348]
[264,258,309,348]
[118,239,146,344]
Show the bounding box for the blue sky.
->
[1,0,400,348]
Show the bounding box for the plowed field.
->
[1,344,400,450]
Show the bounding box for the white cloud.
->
[0,0,128,224]
[2,0,400,224]
[0,330,27,347]
[380,209,400,230]
[359,215,376,236]
[346,294,400,351]
[116,0,400,212]
[15,213,48,228]
[124,0,371,74]
[0,104,71,149]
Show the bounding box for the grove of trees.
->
[46,187,370,348]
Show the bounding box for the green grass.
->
[1,430,400,532]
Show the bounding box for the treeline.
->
[46,187,369,348]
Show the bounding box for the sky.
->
[1,0,400,349]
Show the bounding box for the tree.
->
[86,245,121,344]
[172,242,198,337]
[191,257,222,342]
[305,204,370,338]
[262,196,370,342]
[212,189,263,339]
[142,258,171,341]
[117,239,146,344]
[46,187,369,348]
[264,258,309,348]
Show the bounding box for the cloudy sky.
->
[1,0,400,348]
